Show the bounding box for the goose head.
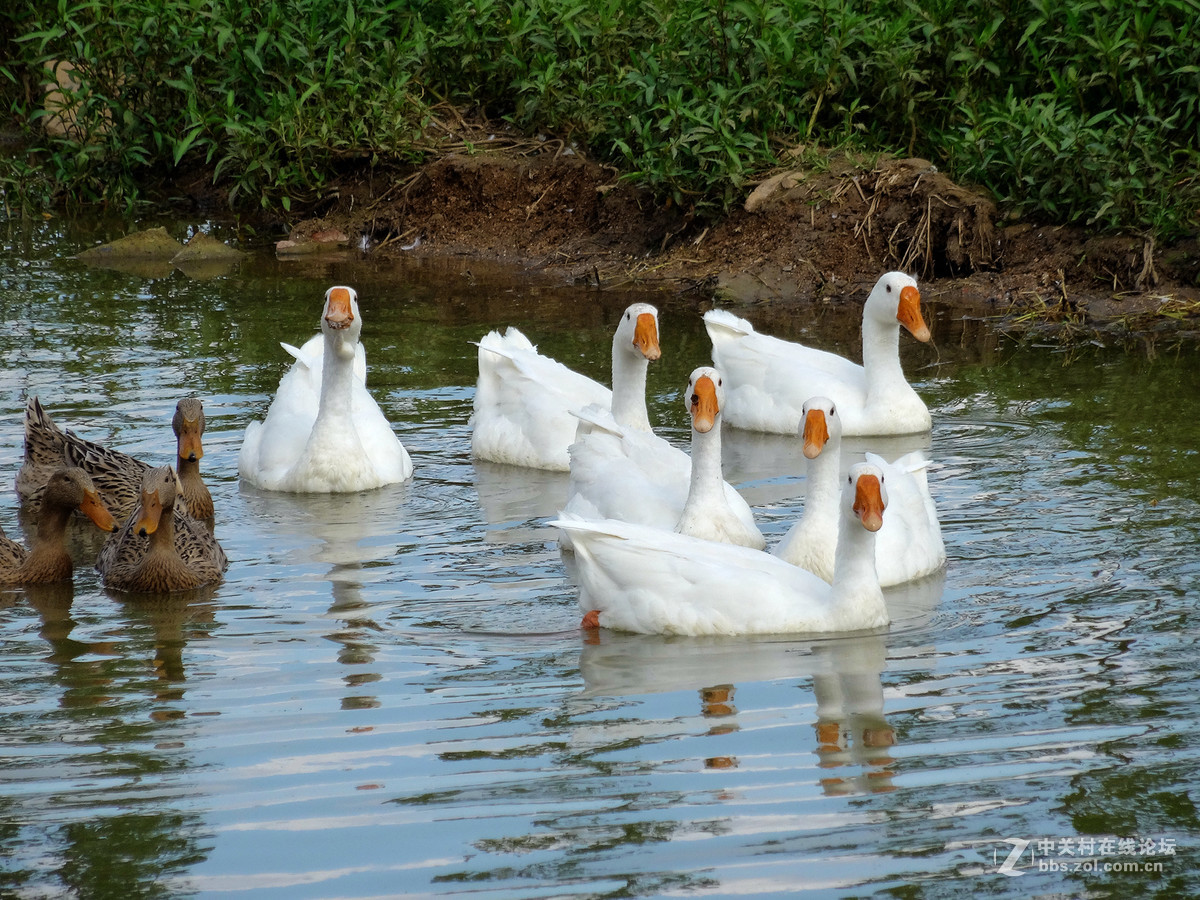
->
[685,366,724,434]
[45,467,117,532]
[615,303,661,362]
[173,397,206,462]
[800,396,841,459]
[134,466,179,537]
[321,285,363,356]
[847,462,888,533]
[866,272,930,342]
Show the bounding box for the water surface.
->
[0,218,1197,898]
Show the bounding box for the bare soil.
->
[263,126,1200,341]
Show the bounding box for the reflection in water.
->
[579,629,898,795]
[4,217,1200,896]
[472,458,569,543]
[236,483,412,711]
[0,585,212,895]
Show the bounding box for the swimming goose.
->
[561,366,763,549]
[772,397,945,585]
[17,396,215,522]
[0,467,117,586]
[238,285,413,492]
[704,271,932,436]
[553,462,890,636]
[469,303,661,470]
[97,466,227,592]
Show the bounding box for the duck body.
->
[554,463,890,636]
[17,396,215,522]
[0,467,117,586]
[238,286,413,492]
[705,272,932,436]
[97,466,226,592]
[561,367,763,550]
[772,398,946,586]
[469,303,661,471]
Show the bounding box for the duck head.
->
[45,467,117,532]
[135,466,179,537]
[173,397,206,462]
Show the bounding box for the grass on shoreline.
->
[2,0,1198,245]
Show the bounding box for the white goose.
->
[772,397,945,586]
[560,366,764,550]
[238,285,413,492]
[704,271,932,436]
[553,462,891,636]
[469,303,661,470]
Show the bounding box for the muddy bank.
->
[266,144,1200,341]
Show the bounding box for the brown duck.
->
[97,466,227,593]
[0,467,117,586]
[17,396,215,523]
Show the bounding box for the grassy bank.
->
[3,0,1198,242]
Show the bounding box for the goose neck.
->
[610,343,651,431]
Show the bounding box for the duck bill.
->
[633,312,661,361]
[802,408,829,459]
[324,286,355,330]
[853,474,885,532]
[690,375,719,433]
[177,420,204,462]
[135,491,163,538]
[897,285,931,342]
[79,489,117,533]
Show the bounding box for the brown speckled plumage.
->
[0,467,117,586]
[17,396,215,524]
[96,465,226,593]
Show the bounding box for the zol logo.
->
[995,838,1030,876]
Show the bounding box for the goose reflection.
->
[238,483,408,709]
[578,629,899,793]
[472,459,568,543]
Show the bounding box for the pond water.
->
[1,217,1198,899]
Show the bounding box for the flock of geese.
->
[2,274,945,637]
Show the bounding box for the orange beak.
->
[633,312,661,361]
[896,285,931,342]
[177,417,204,462]
[690,375,719,433]
[136,489,164,538]
[325,287,355,330]
[853,474,885,532]
[802,408,829,459]
[79,488,117,533]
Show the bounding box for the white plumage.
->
[554,462,890,636]
[705,271,932,436]
[469,303,661,470]
[772,397,945,586]
[238,285,413,492]
[561,366,763,550]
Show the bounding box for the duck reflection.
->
[115,588,219,690]
[579,629,898,794]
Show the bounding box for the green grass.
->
[2,0,1198,241]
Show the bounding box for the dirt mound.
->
[278,141,1200,338]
